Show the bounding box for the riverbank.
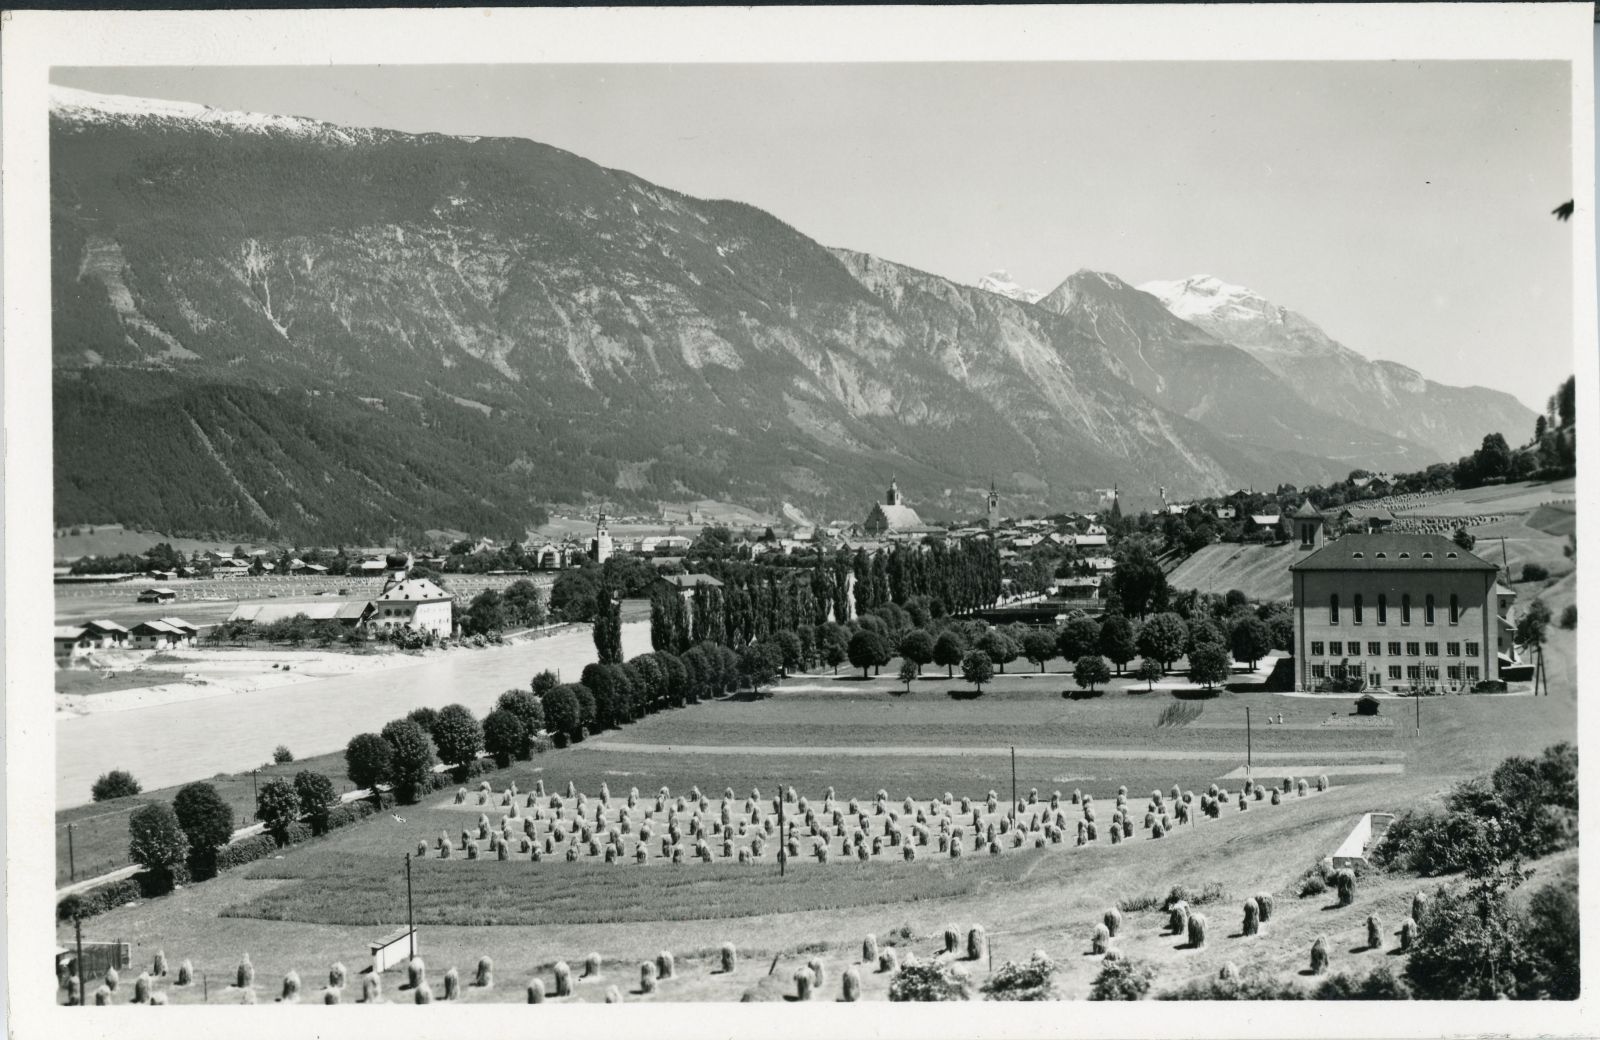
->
[56,621,650,809]
[54,624,582,718]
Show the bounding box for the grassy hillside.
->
[1168,543,1296,602]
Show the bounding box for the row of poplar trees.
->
[649,540,1003,655]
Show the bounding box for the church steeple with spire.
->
[985,480,1000,529]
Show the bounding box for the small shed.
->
[1354,694,1380,716]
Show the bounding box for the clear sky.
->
[52,62,1575,410]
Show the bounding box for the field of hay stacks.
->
[57,642,1575,1003]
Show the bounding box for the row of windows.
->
[1309,640,1479,658]
[1328,592,1460,626]
[1310,663,1480,682]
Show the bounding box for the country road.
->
[56,621,649,810]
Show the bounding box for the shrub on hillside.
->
[1560,604,1576,629]
[92,769,142,802]
[1521,562,1550,582]
[1312,965,1410,1000]
[272,745,294,764]
[888,962,972,1002]
[1088,955,1154,1000]
[981,952,1057,1001]
[1157,964,1305,1000]
[56,879,141,922]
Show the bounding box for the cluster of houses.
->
[54,616,200,663]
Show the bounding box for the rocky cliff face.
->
[50,88,1482,540]
[1139,275,1535,461]
[1034,271,1437,470]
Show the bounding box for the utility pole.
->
[777,781,786,878]
[1245,707,1252,779]
[1009,746,1017,826]
[405,852,416,960]
[1415,690,1421,734]
[74,916,84,1007]
[1499,536,1509,579]
[68,823,76,882]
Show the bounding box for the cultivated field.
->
[1167,544,1296,601]
[59,642,1575,1002]
[1171,480,1576,601]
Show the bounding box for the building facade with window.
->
[1288,526,1505,691]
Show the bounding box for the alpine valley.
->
[50,88,1533,542]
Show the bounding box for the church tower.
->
[985,480,1000,529]
[886,478,903,507]
[1291,499,1325,551]
[591,511,614,564]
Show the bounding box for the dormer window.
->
[1398,552,1410,559]
[1375,552,1387,559]
[1422,552,1434,559]
[1352,552,1364,559]
[1446,552,1458,559]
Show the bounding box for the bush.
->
[1560,604,1576,629]
[1089,955,1154,1000]
[1158,964,1306,1000]
[888,962,972,1002]
[216,833,278,872]
[1312,965,1410,1000]
[92,769,142,802]
[981,951,1057,1000]
[272,745,294,764]
[1521,562,1549,582]
[57,878,141,922]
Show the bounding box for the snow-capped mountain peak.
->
[975,269,1044,304]
[1137,274,1270,323]
[49,85,390,147]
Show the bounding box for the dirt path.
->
[579,741,1404,762]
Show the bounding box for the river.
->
[56,621,651,809]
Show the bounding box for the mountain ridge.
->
[49,87,1524,540]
